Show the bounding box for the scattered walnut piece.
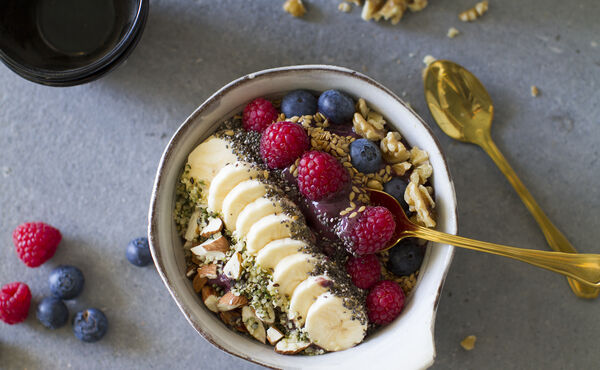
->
[338,2,352,12]
[380,132,410,164]
[447,27,460,38]
[353,99,387,140]
[530,85,539,97]
[404,181,436,227]
[423,55,436,66]
[407,0,428,12]
[391,162,412,176]
[460,335,477,350]
[283,0,306,17]
[459,1,488,22]
[362,0,409,25]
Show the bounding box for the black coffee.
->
[0,0,134,71]
[37,0,116,56]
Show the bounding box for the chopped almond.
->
[242,306,266,344]
[201,286,219,313]
[217,291,248,311]
[267,326,284,345]
[200,217,223,238]
[192,274,207,293]
[274,337,311,354]
[202,235,229,252]
[197,264,218,279]
[219,310,242,327]
[223,252,242,280]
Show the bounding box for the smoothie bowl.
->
[148,65,457,369]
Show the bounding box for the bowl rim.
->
[148,64,457,369]
[0,0,149,84]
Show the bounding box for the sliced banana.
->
[272,253,316,297]
[245,214,294,254]
[207,162,258,213]
[288,275,329,326]
[187,136,237,187]
[256,238,307,270]
[235,197,283,236]
[305,293,367,352]
[221,180,267,229]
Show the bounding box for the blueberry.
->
[73,308,108,343]
[36,297,69,329]
[126,237,152,267]
[384,177,410,214]
[317,90,355,125]
[281,90,317,117]
[350,138,382,173]
[387,239,426,277]
[49,265,85,300]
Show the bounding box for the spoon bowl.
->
[424,60,493,144]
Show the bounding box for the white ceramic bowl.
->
[148,65,457,370]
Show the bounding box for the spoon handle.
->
[406,225,600,288]
[476,134,599,298]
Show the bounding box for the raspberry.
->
[345,206,395,255]
[296,151,349,201]
[366,280,405,325]
[13,222,62,268]
[260,121,309,169]
[0,282,32,325]
[346,254,381,289]
[242,98,278,132]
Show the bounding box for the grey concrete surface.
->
[1,0,599,369]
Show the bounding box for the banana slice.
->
[207,162,258,213]
[221,180,267,229]
[235,197,283,236]
[256,238,306,270]
[245,214,294,254]
[305,293,367,352]
[187,136,237,187]
[288,275,329,326]
[272,253,316,297]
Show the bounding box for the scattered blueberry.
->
[387,239,426,277]
[73,308,108,343]
[384,177,410,214]
[126,237,152,267]
[49,265,85,300]
[350,138,382,173]
[36,296,69,329]
[317,89,355,125]
[281,90,317,117]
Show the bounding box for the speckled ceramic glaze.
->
[148,65,457,370]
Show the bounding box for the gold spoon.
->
[423,60,599,299]
[369,189,600,288]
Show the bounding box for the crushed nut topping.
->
[338,2,352,12]
[361,0,427,24]
[380,132,410,164]
[459,1,488,22]
[461,335,477,350]
[447,27,460,38]
[530,85,539,97]
[283,0,306,17]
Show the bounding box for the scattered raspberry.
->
[346,254,381,289]
[296,151,349,201]
[346,206,395,255]
[260,121,309,169]
[366,280,405,325]
[242,98,278,132]
[13,222,62,268]
[0,282,32,325]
